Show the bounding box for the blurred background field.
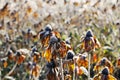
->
[0,0,120,57]
[0,0,120,80]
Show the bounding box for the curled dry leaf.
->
[43,47,51,62]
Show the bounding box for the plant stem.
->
[73,60,75,80]
[88,53,91,80]
[61,59,64,80]
[0,67,1,80]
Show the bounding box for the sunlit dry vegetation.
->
[0,0,120,80]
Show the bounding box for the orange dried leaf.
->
[93,54,98,63]
[73,2,79,6]
[76,58,88,68]
[45,36,50,47]
[33,53,40,63]
[44,14,52,21]
[108,75,117,80]
[33,55,37,63]
[93,74,100,80]
[32,70,38,77]
[93,65,99,71]
[26,7,32,15]
[44,48,51,62]
[32,65,40,77]
[59,42,67,58]
[53,31,61,39]
[77,68,83,75]
[3,61,8,68]
[80,42,84,49]
[117,58,120,68]
[0,3,9,19]
[84,37,95,52]
[68,64,74,72]
[94,37,101,48]
[42,36,50,47]
[33,12,39,19]
[17,55,26,64]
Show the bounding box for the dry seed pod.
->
[65,74,71,80]
[112,4,116,11]
[33,52,40,63]
[114,57,120,80]
[7,50,15,60]
[64,70,72,80]
[2,59,8,68]
[84,30,95,52]
[116,57,120,68]
[45,24,52,32]
[66,50,75,60]
[94,57,114,74]
[49,35,58,45]
[76,54,88,68]
[81,30,101,52]
[93,67,117,80]
[39,25,52,47]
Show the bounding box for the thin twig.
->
[61,59,64,80]
[4,76,15,80]
[88,53,91,80]
[0,67,1,80]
